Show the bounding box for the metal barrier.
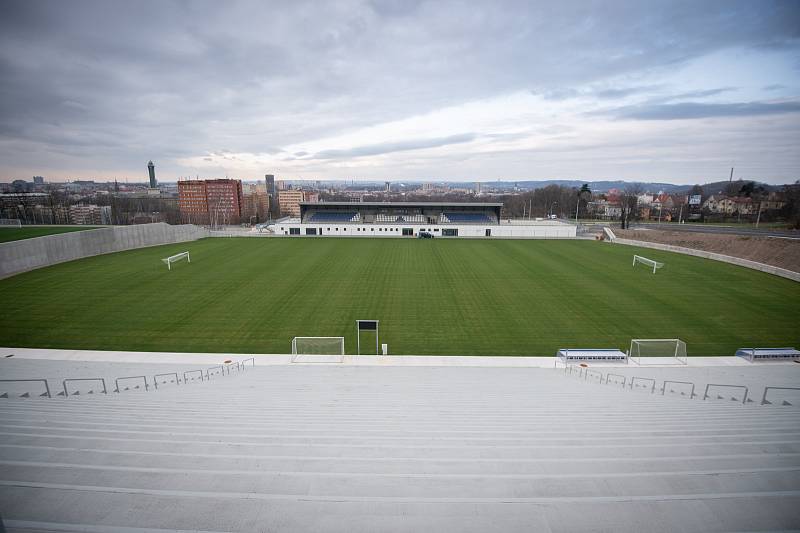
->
[183,370,204,383]
[153,372,180,389]
[703,383,749,404]
[605,373,626,387]
[584,369,603,382]
[206,366,224,379]
[630,377,656,393]
[0,379,51,398]
[226,362,240,374]
[241,358,255,368]
[63,378,107,397]
[661,380,695,398]
[761,386,800,406]
[114,375,149,393]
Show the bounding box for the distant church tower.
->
[147,161,156,188]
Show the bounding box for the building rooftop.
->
[300,201,504,208]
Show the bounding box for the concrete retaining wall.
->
[608,235,800,282]
[0,223,209,279]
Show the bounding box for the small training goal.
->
[629,338,687,365]
[632,254,664,274]
[162,251,190,270]
[0,218,22,228]
[291,337,345,362]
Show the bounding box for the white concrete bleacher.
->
[0,356,799,532]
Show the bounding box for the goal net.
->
[629,338,687,365]
[633,254,664,274]
[161,251,190,270]
[0,218,22,227]
[291,337,345,356]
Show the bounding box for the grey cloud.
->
[0,0,798,181]
[313,133,476,159]
[659,87,738,101]
[533,85,663,101]
[596,100,800,120]
[592,86,664,99]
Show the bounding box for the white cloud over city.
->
[0,0,798,184]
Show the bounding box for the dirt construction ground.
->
[614,229,800,273]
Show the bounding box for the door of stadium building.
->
[402,228,413,236]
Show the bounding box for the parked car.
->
[417,231,434,239]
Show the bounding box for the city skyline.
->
[1,0,798,185]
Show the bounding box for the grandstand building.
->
[268,201,576,238]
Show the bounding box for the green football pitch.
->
[0,226,102,243]
[0,237,798,356]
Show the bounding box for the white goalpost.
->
[629,338,687,365]
[0,219,22,228]
[161,251,190,270]
[291,337,345,359]
[633,254,664,274]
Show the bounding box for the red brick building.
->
[178,179,243,225]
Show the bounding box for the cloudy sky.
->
[1,0,798,184]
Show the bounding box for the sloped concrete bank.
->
[0,223,209,279]
[605,230,800,282]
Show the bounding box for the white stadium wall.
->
[268,221,577,239]
[0,223,210,279]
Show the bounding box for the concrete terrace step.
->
[2,445,798,475]
[2,461,799,499]
[1,421,799,446]
[1,361,800,531]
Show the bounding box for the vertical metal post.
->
[376,322,379,356]
[356,322,360,355]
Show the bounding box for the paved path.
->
[0,346,765,367]
[630,223,800,239]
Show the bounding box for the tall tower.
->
[147,161,156,188]
[265,174,278,219]
[265,174,275,196]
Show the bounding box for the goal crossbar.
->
[162,251,190,270]
[633,254,664,274]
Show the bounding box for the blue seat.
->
[308,212,357,223]
[443,212,495,224]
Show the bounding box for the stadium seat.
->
[442,212,496,224]
[307,212,358,223]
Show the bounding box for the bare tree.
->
[618,184,642,229]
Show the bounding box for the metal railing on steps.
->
[0,358,256,399]
[563,364,794,406]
